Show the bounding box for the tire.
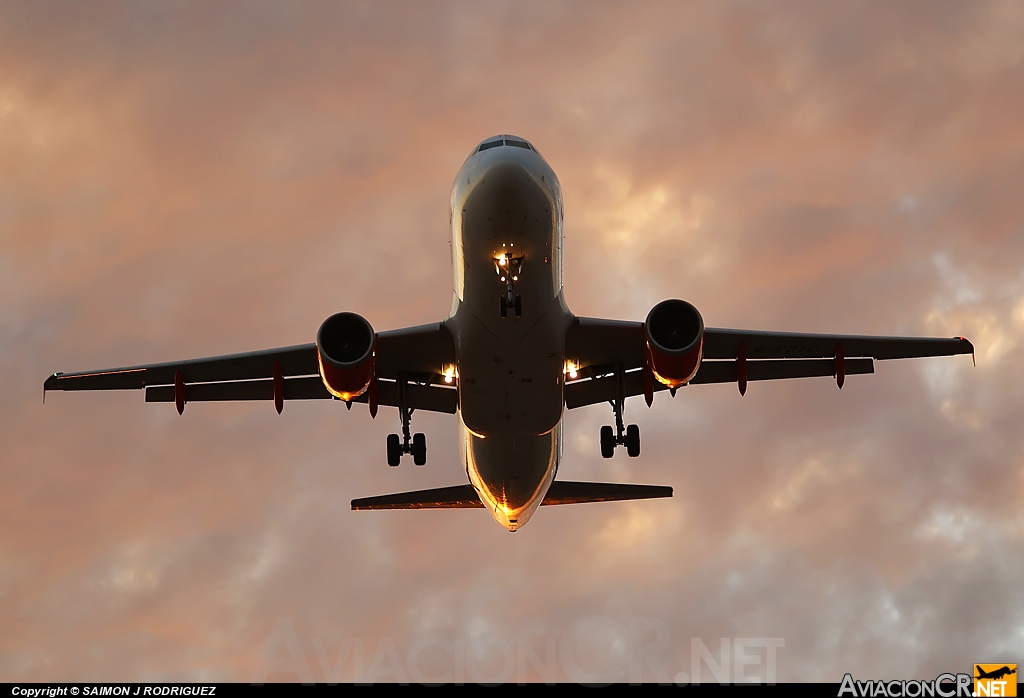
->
[386,433,401,467]
[499,296,508,318]
[514,295,522,317]
[412,432,427,466]
[600,425,615,459]
[626,424,640,458]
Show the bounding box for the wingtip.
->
[43,373,61,403]
[956,337,976,365]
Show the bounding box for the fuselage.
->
[445,135,573,531]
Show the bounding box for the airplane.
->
[44,134,975,532]
[975,666,1017,681]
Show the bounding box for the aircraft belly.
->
[456,306,566,436]
[452,162,570,437]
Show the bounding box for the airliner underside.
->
[44,135,974,532]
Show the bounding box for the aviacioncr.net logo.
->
[838,673,973,697]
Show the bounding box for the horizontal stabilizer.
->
[542,480,672,505]
[352,485,484,510]
[350,481,672,511]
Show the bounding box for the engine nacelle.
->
[645,299,704,389]
[316,312,375,401]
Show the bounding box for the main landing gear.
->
[386,373,426,466]
[496,245,523,318]
[600,365,641,458]
[387,432,426,467]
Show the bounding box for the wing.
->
[700,328,974,361]
[44,322,458,414]
[564,317,974,409]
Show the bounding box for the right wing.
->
[700,328,973,361]
[44,323,458,414]
[564,317,974,409]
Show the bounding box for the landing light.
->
[564,360,579,380]
[443,365,457,384]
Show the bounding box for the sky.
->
[2,0,1023,684]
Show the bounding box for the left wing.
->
[44,323,458,414]
[564,318,974,409]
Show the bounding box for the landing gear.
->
[386,373,427,466]
[387,433,402,467]
[600,364,641,458]
[496,247,523,318]
[600,425,615,459]
[625,424,640,458]
[412,432,426,466]
[386,430,427,466]
[499,293,522,318]
[600,420,641,458]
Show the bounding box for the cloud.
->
[2,0,1023,682]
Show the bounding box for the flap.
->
[565,358,874,409]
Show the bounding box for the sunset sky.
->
[2,1,1022,683]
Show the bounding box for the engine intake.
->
[316,312,375,400]
[645,299,704,388]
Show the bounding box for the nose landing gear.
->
[499,292,522,318]
[599,364,641,458]
[386,373,427,466]
[495,247,523,318]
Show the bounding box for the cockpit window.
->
[477,138,533,153]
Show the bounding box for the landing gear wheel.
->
[600,425,615,459]
[386,433,401,467]
[513,294,522,317]
[625,424,641,458]
[499,296,508,318]
[412,432,427,466]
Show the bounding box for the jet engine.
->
[316,312,375,400]
[644,299,704,388]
